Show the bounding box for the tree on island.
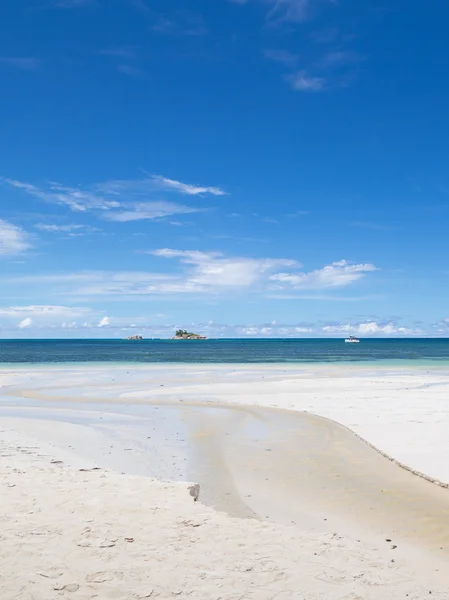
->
[176,329,189,337]
[173,329,206,339]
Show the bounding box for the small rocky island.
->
[126,335,143,341]
[171,329,207,340]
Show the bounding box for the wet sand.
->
[2,397,449,571]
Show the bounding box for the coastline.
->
[3,363,449,483]
[2,363,449,597]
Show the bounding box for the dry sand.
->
[2,430,449,600]
[2,364,449,598]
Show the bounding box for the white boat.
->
[345,335,360,343]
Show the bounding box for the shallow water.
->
[2,338,449,365]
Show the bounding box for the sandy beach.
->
[2,364,449,598]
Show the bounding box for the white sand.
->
[2,364,449,598]
[2,429,449,600]
[3,364,449,482]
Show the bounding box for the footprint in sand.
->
[85,571,123,584]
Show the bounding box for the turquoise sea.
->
[1,338,449,365]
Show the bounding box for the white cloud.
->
[0,305,91,317]
[270,260,377,289]
[322,321,423,337]
[3,174,222,218]
[2,252,377,299]
[0,315,432,339]
[51,0,92,7]
[18,317,33,329]
[151,175,227,196]
[98,316,110,327]
[3,179,119,212]
[285,71,326,91]
[35,224,97,233]
[230,0,325,23]
[319,51,362,68]
[152,248,297,288]
[103,201,201,222]
[0,219,32,256]
[117,64,144,78]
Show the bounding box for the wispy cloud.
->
[0,305,92,317]
[285,70,326,91]
[103,201,201,222]
[263,49,299,66]
[151,12,208,36]
[319,50,363,68]
[3,179,120,211]
[269,260,377,289]
[230,0,333,24]
[267,293,375,301]
[287,210,309,217]
[50,0,93,8]
[3,174,221,220]
[129,0,152,15]
[0,219,32,256]
[151,175,227,196]
[351,221,398,231]
[35,223,98,233]
[265,0,316,23]
[117,64,144,78]
[0,57,40,71]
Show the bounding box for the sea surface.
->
[1,338,449,365]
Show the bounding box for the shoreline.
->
[3,363,449,483]
[3,358,449,369]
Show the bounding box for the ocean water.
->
[1,338,449,365]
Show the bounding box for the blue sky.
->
[1,0,449,338]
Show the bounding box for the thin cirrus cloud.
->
[35,224,98,233]
[116,64,144,78]
[285,70,326,91]
[151,12,208,36]
[0,305,92,318]
[319,51,363,69]
[3,179,120,212]
[150,175,227,196]
[50,0,93,8]
[230,0,330,23]
[0,219,32,256]
[3,174,225,221]
[103,201,201,222]
[6,250,377,299]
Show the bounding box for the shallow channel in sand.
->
[1,395,449,566]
